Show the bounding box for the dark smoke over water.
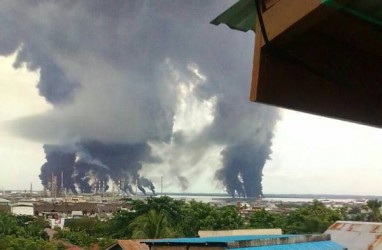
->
[1,0,279,197]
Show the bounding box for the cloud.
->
[1,0,280,196]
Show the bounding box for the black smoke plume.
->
[1,0,279,198]
[138,177,156,196]
[216,140,274,198]
[40,141,157,194]
[40,145,76,194]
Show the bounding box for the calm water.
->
[163,193,375,204]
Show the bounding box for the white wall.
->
[11,206,34,216]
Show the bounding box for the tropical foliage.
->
[250,200,343,234]
[0,211,56,249]
[2,197,380,249]
[366,199,382,222]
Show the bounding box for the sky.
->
[1,0,382,196]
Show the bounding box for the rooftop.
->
[142,234,343,249]
[0,198,10,203]
[325,221,382,250]
[212,0,382,128]
[143,235,295,245]
[239,241,343,250]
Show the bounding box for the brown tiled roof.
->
[107,240,149,250]
[34,202,120,214]
[54,239,83,249]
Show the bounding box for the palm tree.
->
[0,211,20,236]
[128,209,177,239]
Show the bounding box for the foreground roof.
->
[213,0,382,128]
[321,0,382,27]
[143,235,295,245]
[143,234,344,249]
[212,0,382,32]
[325,221,382,250]
[106,240,149,250]
[239,241,344,250]
[210,0,257,32]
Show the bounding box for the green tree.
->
[128,209,178,239]
[180,200,215,236]
[0,211,23,237]
[137,196,185,224]
[283,200,342,234]
[0,235,57,250]
[56,229,97,248]
[249,209,285,229]
[180,201,244,236]
[25,218,49,239]
[211,205,244,230]
[64,217,104,235]
[107,210,137,238]
[367,199,382,222]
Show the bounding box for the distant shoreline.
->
[2,190,382,200]
[161,192,382,200]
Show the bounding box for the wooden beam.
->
[264,0,281,10]
[262,0,322,41]
[250,19,263,102]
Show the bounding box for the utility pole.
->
[112,183,115,202]
[61,171,64,196]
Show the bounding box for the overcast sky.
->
[1,1,382,196]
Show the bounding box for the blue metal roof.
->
[143,235,297,245]
[239,241,344,250]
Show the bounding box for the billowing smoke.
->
[40,145,76,194]
[41,141,157,194]
[1,0,279,197]
[137,177,156,196]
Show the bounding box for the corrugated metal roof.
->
[143,235,334,246]
[325,221,382,250]
[143,235,345,249]
[143,235,295,244]
[211,0,382,34]
[239,241,344,250]
[106,240,149,250]
[210,0,257,32]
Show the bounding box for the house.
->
[0,198,10,212]
[54,239,84,250]
[11,202,34,216]
[212,0,382,128]
[71,210,84,218]
[325,221,382,250]
[106,240,149,250]
[142,234,345,250]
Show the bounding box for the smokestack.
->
[61,171,63,193]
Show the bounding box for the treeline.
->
[1,197,381,249]
[0,211,58,249]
